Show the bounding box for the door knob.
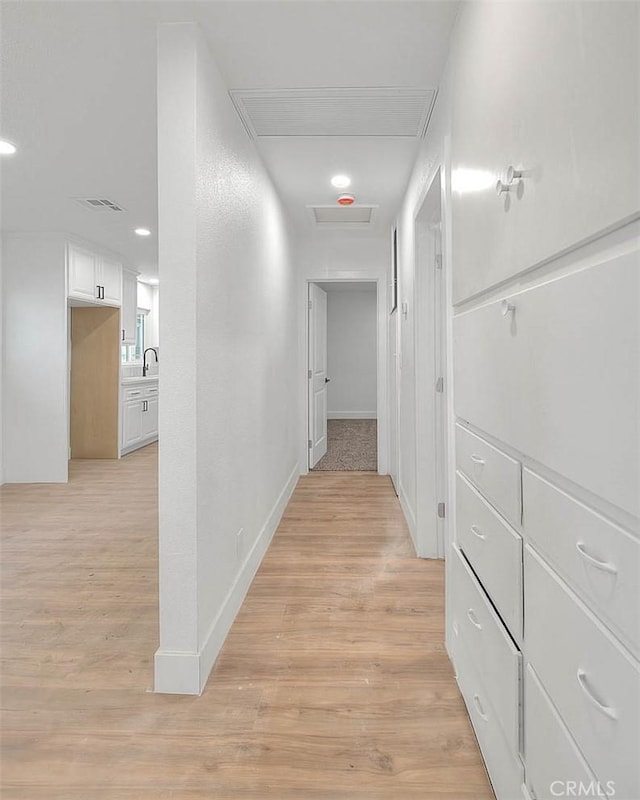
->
[325,377,331,383]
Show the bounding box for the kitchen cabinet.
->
[121,270,138,344]
[68,242,122,306]
[120,380,159,455]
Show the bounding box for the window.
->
[121,312,147,363]
[135,313,145,360]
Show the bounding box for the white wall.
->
[326,288,377,419]
[298,231,389,473]
[156,22,299,694]
[2,236,69,483]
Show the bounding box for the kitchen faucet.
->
[143,347,158,377]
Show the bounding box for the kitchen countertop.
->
[121,375,160,385]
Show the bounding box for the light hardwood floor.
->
[1,444,493,799]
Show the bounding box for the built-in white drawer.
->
[452,605,524,800]
[144,384,159,397]
[456,424,521,528]
[457,471,523,641]
[524,469,640,659]
[525,546,640,799]
[450,546,521,757]
[124,386,144,401]
[524,664,598,800]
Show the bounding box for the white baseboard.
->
[328,412,377,420]
[398,483,418,554]
[154,462,299,695]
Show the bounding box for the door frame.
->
[302,277,388,475]
[413,167,450,558]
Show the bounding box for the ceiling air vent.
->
[230,88,436,138]
[308,205,377,228]
[73,197,126,212]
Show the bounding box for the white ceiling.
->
[0,1,459,279]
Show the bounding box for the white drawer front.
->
[451,546,521,756]
[453,621,524,800]
[523,469,639,659]
[525,664,597,800]
[124,387,144,401]
[144,385,159,397]
[457,471,523,641]
[456,424,521,527]
[525,546,640,799]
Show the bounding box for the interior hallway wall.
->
[156,22,299,694]
[326,288,377,419]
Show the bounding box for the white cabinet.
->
[120,381,159,455]
[68,242,122,307]
[68,244,98,303]
[141,395,158,440]
[122,396,144,450]
[451,2,640,304]
[100,256,122,306]
[121,271,138,344]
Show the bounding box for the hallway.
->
[1,449,491,799]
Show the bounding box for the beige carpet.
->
[313,418,377,471]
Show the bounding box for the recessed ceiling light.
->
[135,228,151,237]
[0,139,17,155]
[331,175,351,189]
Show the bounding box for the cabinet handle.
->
[96,285,101,299]
[506,165,525,184]
[501,299,516,316]
[576,669,617,720]
[470,524,486,540]
[122,329,125,342]
[129,391,141,396]
[470,454,485,466]
[473,694,489,722]
[575,542,618,575]
[467,608,483,630]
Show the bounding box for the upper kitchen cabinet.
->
[121,270,138,344]
[68,242,122,306]
[450,2,640,304]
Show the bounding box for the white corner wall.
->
[2,236,69,483]
[326,289,377,419]
[156,22,299,695]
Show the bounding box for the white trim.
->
[154,462,299,695]
[328,412,377,420]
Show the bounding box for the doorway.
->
[414,168,448,558]
[307,280,379,472]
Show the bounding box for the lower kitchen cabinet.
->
[120,380,159,455]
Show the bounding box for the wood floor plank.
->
[1,446,493,798]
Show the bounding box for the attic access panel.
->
[230,87,436,138]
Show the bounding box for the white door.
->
[142,397,159,439]
[308,283,328,468]
[68,244,98,302]
[433,225,446,557]
[389,309,399,493]
[123,400,143,448]
[99,257,122,306]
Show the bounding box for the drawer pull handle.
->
[576,669,617,721]
[470,454,485,466]
[473,694,489,721]
[470,524,486,540]
[129,391,142,396]
[576,542,618,575]
[467,608,483,630]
